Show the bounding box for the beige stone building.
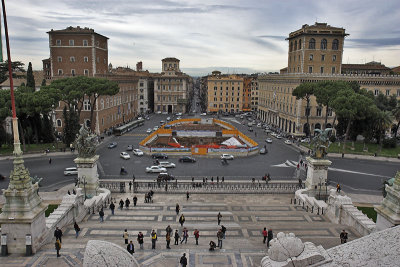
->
[251,76,259,111]
[153,58,192,113]
[258,22,400,136]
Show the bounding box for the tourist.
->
[137,231,144,249]
[222,176,224,182]
[217,176,219,183]
[54,226,63,243]
[186,191,190,201]
[337,184,341,193]
[123,229,129,244]
[180,253,188,267]
[176,203,180,215]
[166,232,171,249]
[125,198,130,209]
[174,230,180,245]
[193,229,200,245]
[99,209,104,222]
[110,202,115,215]
[217,212,222,225]
[129,181,132,191]
[151,230,157,249]
[262,227,268,244]
[298,178,303,188]
[74,222,80,238]
[221,225,226,239]
[179,214,185,227]
[209,240,217,251]
[133,195,138,206]
[340,229,348,244]
[267,229,273,247]
[119,199,124,209]
[127,240,135,254]
[180,227,188,244]
[217,229,223,249]
[166,225,173,236]
[55,239,61,257]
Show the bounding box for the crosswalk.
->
[271,160,299,168]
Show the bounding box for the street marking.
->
[125,133,147,136]
[328,167,391,178]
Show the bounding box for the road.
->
[0,113,398,194]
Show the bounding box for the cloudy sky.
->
[5,0,400,76]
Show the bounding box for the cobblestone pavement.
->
[0,193,361,267]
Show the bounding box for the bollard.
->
[1,234,8,256]
[311,206,314,213]
[290,198,293,204]
[25,235,32,256]
[294,199,297,205]
[317,207,320,215]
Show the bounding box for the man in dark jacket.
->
[127,240,135,254]
[133,196,138,206]
[267,229,273,247]
[174,230,180,245]
[180,253,188,267]
[340,229,348,244]
[54,227,63,243]
[125,198,130,209]
[137,232,144,249]
[110,202,115,215]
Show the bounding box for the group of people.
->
[262,227,274,247]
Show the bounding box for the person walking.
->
[74,222,80,238]
[180,227,188,244]
[217,212,222,225]
[110,202,115,215]
[222,176,224,182]
[217,229,223,249]
[166,232,171,249]
[221,225,226,239]
[174,230,180,245]
[262,227,268,244]
[267,229,273,247]
[127,240,135,254]
[193,229,200,245]
[125,198,130,209]
[137,231,144,249]
[119,199,124,210]
[180,253,188,267]
[55,239,61,257]
[129,181,132,191]
[186,191,190,201]
[133,196,138,206]
[151,230,157,249]
[179,214,185,227]
[49,157,52,164]
[340,229,348,244]
[123,229,129,244]
[337,184,341,193]
[166,225,173,237]
[54,227,63,243]
[99,209,105,222]
[176,203,180,215]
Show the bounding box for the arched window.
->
[332,39,339,50]
[298,39,302,49]
[294,40,297,50]
[321,39,327,50]
[290,41,293,52]
[100,99,104,110]
[309,38,315,49]
[56,119,62,127]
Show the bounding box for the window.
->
[386,89,390,96]
[299,39,302,49]
[332,67,336,74]
[320,67,324,74]
[140,82,144,87]
[69,40,74,46]
[56,119,62,127]
[57,56,62,62]
[56,39,61,46]
[83,40,88,46]
[309,38,315,49]
[316,107,322,117]
[97,57,99,63]
[332,39,339,50]
[321,55,325,61]
[84,69,89,75]
[84,56,88,62]
[100,99,104,110]
[332,55,337,61]
[374,89,379,96]
[290,41,293,52]
[308,66,313,73]
[309,54,313,61]
[294,40,297,50]
[71,69,75,76]
[70,56,75,62]
[327,108,333,117]
[321,39,327,50]
[58,69,63,75]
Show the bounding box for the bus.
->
[113,119,145,136]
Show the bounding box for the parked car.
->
[200,113,207,116]
[221,154,234,160]
[146,166,167,173]
[265,138,273,143]
[156,111,162,114]
[260,147,267,154]
[276,135,283,139]
[270,132,277,137]
[152,153,168,159]
[166,117,171,121]
[158,172,175,181]
[179,156,196,163]
[160,120,166,124]
[162,111,168,115]
[265,129,272,133]
[146,128,153,134]
[64,167,78,176]
[126,145,133,151]
[158,161,176,168]
[176,112,182,116]
[153,126,159,131]
[257,123,262,128]
[108,142,117,149]
[301,138,310,143]
[176,116,181,120]
[132,149,144,156]
[284,140,292,145]
[120,152,131,160]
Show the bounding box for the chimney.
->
[136,61,143,71]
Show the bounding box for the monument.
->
[73,125,100,199]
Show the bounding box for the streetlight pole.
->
[79,175,88,200]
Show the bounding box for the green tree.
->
[292,83,314,137]
[62,106,80,147]
[393,100,400,138]
[26,62,35,91]
[0,60,25,84]
[41,79,46,86]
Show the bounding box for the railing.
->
[99,180,301,194]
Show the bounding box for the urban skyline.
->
[5,0,400,76]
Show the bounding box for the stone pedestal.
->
[305,157,331,199]
[375,171,400,231]
[74,155,100,198]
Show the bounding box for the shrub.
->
[382,138,397,148]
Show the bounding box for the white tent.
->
[221,137,242,146]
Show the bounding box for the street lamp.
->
[78,175,88,200]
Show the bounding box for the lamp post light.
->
[79,175,88,200]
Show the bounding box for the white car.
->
[120,152,131,160]
[271,132,277,137]
[146,128,153,134]
[158,161,176,168]
[265,138,273,143]
[276,135,283,139]
[200,113,207,116]
[156,111,162,114]
[284,140,292,145]
[301,138,310,143]
[220,154,234,160]
[64,167,77,176]
[162,111,168,115]
[153,126,159,131]
[176,112,182,116]
[166,117,171,121]
[176,116,181,120]
[146,166,167,173]
[132,149,144,156]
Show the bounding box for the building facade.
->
[341,61,392,75]
[258,22,400,136]
[250,75,259,111]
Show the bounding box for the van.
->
[64,167,78,176]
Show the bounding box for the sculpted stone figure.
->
[74,125,97,158]
[310,128,332,159]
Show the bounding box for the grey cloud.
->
[257,35,286,41]
[346,37,400,48]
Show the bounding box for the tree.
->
[62,106,80,147]
[26,62,35,91]
[292,83,314,137]
[393,100,400,138]
[41,79,46,86]
[0,60,25,84]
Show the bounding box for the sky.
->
[4,0,400,76]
